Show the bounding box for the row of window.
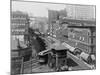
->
[11,14,28,19]
[11,31,27,35]
[11,19,29,24]
[69,28,90,36]
[11,26,27,30]
[11,29,25,32]
[68,33,89,43]
[11,23,27,26]
[11,17,28,20]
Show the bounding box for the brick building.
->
[59,18,96,54]
[67,26,96,54]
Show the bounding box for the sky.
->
[12,1,96,19]
[12,1,66,17]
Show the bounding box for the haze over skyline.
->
[12,1,95,19]
[12,1,66,17]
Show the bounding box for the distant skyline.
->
[12,1,95,19]
[12,1,66,17]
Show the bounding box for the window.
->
[82,37,84,41]
[75,42,78,46]
[73,34,75,38]
[79,37,82,40]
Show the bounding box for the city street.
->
[11,1,96,74]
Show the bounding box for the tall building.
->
[11,11,30,41]
[66,5,95,20]
[48,9,67,24]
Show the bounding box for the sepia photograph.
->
[11,0,96,75]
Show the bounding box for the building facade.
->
[11,11,29,41]
[11,11,30,58]
[59,18,96,54]
[67,27,96,54]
